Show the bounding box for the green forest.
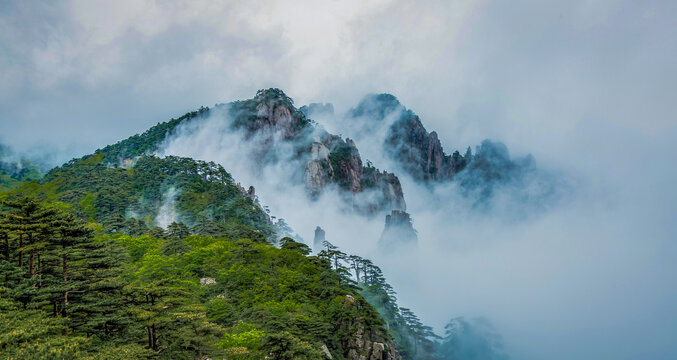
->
[0,195,492,359]
[0,196,393,359]
[0,150,413,359]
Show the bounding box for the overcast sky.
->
[1,1,676,359]
[1,0,674,162]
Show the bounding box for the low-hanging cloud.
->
[1,0,676,359]
[154,186,179,229]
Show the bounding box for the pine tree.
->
[159,221,192,256]
[167,221,190,240]
[279,237,311,255]
[318,241,355,288]
[0,198,132,342]
[1,197,57,279]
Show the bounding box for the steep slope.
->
[385,109,470,182]
[69,89,405,217]
[347,93,472,182]
[224,88,406,214]
[346,94,561,211]
[0,97,416,358]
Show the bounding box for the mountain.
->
[0,88,519,359]
[226,88,407,215]
[0,91,418,359]
[384,104,470,182]
[347,93,524,185]
[69,89,405,218]
[3,149,271,240]
[346,93,562,211]
[1,164,404,358]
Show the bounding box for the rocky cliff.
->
[344,93,473,183]
[227,89,406,216]
[386,111,471,182]
[347,94,553,211]
[339,295,401,360]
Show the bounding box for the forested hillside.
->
[0,197,400,359]
[0,143,415,359]
[4,154,275,241]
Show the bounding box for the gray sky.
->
[2,0,673,162]
[1,1,676,359]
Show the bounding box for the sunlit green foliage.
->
[0,198,393,359]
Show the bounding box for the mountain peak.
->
[349,93,405,120]
[254,88,294,107]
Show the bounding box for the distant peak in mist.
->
[349,93,405,120]
[334,91,570,218]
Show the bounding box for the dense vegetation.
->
[5,154,275,240]
[318,241,438,359]
[0,197,394,359]
[0,148,406,359]
[0,195,505,359]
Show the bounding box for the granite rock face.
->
[383,103,470,182]
[229,89,406,216]
[313,226,326,251]
[345,93,473,183]
[305,142,334,198]
[347,93,556,213]
[339,295,401,360]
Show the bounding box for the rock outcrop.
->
[339,295,401,360]
[328,137,364,193]
[228,88,406,216]
[346,93,556,212]
[231,88,310,141]
[305,142,334,198]
[313,226,326,251]
[345,93,472,183]
[378,210,418,248]
[321,343,334,359]
[385,108,470,182]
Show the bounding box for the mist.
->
[2,0,675,359]
[155,186,179,229]
[155,87,677,359]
